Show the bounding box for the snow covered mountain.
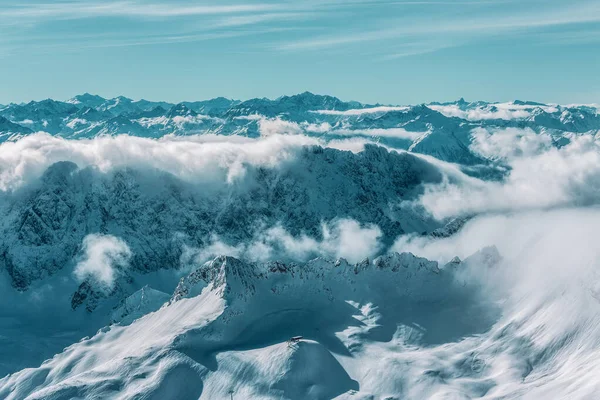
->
[6,239,600,399]
[1,93,598,165]
[0,137,448,379]
[0,144,441,293]
[0,251,501,400]
[0,116,32,141]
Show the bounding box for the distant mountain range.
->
[1,92,598,164]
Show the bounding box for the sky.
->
[0,0,599,105]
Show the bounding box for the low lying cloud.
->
[74,234,132,290]
[0,132,322,190]
[0,130,425,192]
[391,208,600,351]
[182,218,383,266]
[469,127,554,160]
[311,106,410,116]
[258,118,304,136]
[325,137,380,153]
[418,134,600,219]
[256,115,421,140]
[428,103,558,121]
[429,104,530,120]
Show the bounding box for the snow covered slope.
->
[5,230,600,399]
[0,251,499,400]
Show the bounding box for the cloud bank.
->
[469,127,554,160]
[0,132,321,191]
[256,115,420,140]
[390,208,600,389]
[0,129,422,192]
[417,132,600,219]
[428,103,559,121]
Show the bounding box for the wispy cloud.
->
[0,2,318,54]
[378,41,456,60]
[0,2,280,20]
[531,26,600,46]
[1,0,599,63]
[0,0,386,23]
[277,0,600,53]
[211,11,317,29]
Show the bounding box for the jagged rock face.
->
[111,285,170,325]
[0,145,443,290]
[170,256,261,303]
[71,281,107,313]
[0,116,32,137]
[430,216,472,238]
[171,252,468,316]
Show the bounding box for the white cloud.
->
[319,218,382,262]
[252,115,420,142]
[326,137,378,153]
[301,122,332,133]
[255,115,419,140]
[0,2,280,20]
[469,127,554,160]
[428,102,563,121]
[0,130,423,191]
[278,2,600,52]
[428,104,533,121]
[311,106,410,116]
[74,234,132,290]
[391,208,600,351]
[185,218,383,266]
[417,134,600,219]
[0,132,320,190]
[258,118,304,136]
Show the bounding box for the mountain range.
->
[1,92,598,165]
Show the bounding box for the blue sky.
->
[0,0,599,105]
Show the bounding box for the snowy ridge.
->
[110,285,170,325]
[12,244,599,399]
[0,251,493,400]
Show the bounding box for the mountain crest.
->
[171,256,261,303]
[166,103,197,118]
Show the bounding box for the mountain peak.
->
[68,93,106,106]
[167,103,197,118]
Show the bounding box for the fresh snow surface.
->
[0,252,500,400]
[4,240,600,399]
